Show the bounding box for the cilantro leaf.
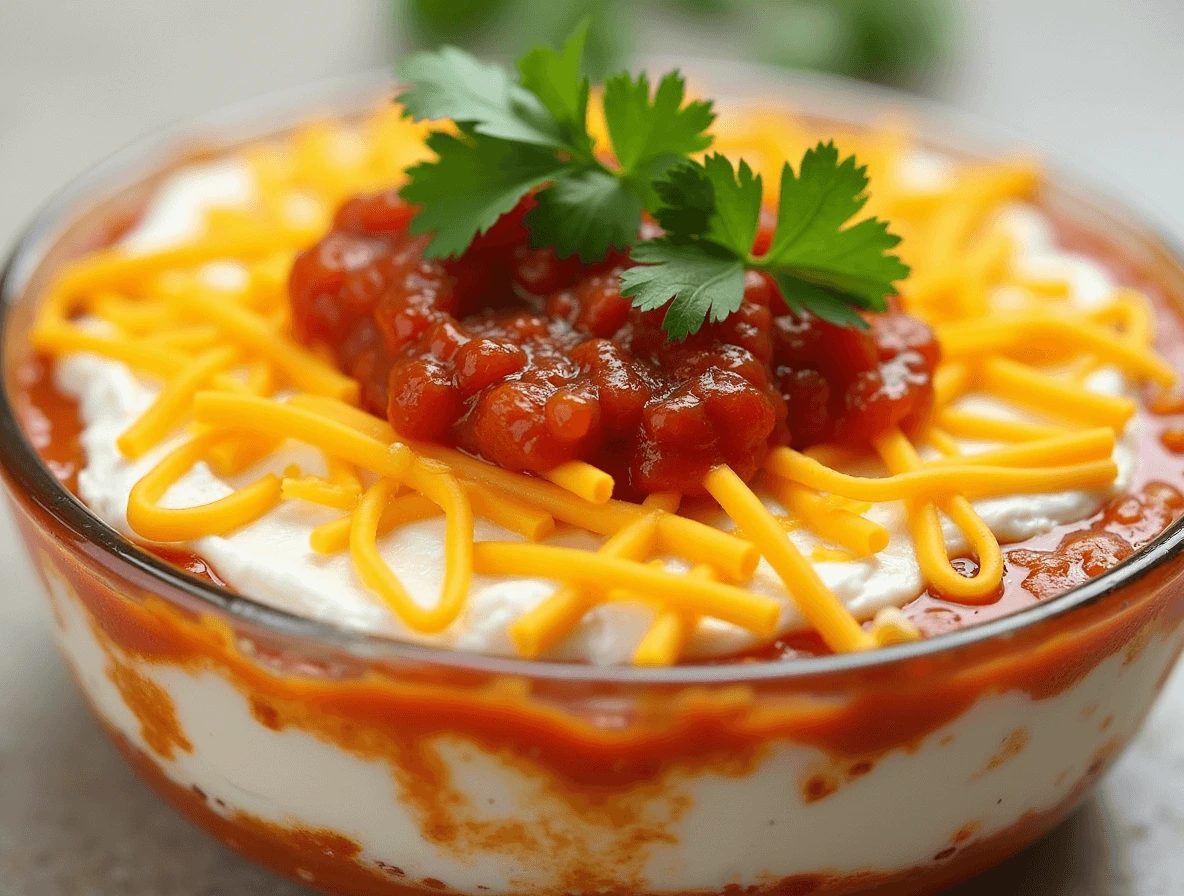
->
[395,46,560,147]
[764,141,909,307]
[395,34,909,340]
[652,160,714,237]
[620,238,747,340]
[653,155,763,253]
[631,142,909,338]
[400,130,568,258]
[602,70,715,175]
[774,274,871,329]
[397,33,717,265]
[526,170,642,262]
[516,21,593,157]
[700,154,764,256]
[625,155,761,340]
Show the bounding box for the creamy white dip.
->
[54,157,1136,663]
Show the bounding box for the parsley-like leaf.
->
[651,154,763,253]
[763,141,909,308]
[395,34,909,339]
[516,21,593,157]
[400,130,568,258]
[526,170,642,262]
[774,275,871,329]
[397,31,712,264]
[602,70,715,175]
[395,46,560,148]
[620,238,747,340]
[652,160,714,237]
[700,154,763,256]
[629,143,909,338]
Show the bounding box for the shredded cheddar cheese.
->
[633,564,714,666]
[764,475,890,558]
[704,465,874,653]
[873,428,1003,603]
[473,541,782,635]
[977,356,1136,429]
[281,474,361,511]
[126,429,283,542]
[765,447,1119,503]
[116,346,238,459]
[542,460,615,505]
[509,513,659,659]
[936,408,1065,443]
[350,460,473,633]
[30,101,1178,665]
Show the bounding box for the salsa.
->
[289,192,939,496]
[14,170,1184,662]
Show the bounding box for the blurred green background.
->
[394,0,953,85]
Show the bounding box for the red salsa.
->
[289,192,939,496]
[16,186,1184,661]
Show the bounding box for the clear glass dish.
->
[2,65,1183,896]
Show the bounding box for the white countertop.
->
[1,1,1181,893]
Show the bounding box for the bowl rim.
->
[4,61,1184,686]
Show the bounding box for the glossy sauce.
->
[288,193,938,497]
[17,195,1184,662]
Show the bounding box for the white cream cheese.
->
[53,157,1137,663]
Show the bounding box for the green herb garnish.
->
[621,145,910,335]
[396,24,713,262]
[394,29,909,339]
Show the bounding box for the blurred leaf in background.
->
[755,0,950,86]
[402,0,628,77]
[404,0,506,40]
[395,0,953,87]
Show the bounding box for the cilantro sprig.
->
[396,24,714,262]
[394,30,909,339]
[621,144,910,336]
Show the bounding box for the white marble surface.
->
[0,1,1181,893]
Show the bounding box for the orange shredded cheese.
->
[171,284,358,401]
[924,428,1115,470]
[289,394,759,582]
[977,356,1136,429]
[126,430,282,542]
[765,446,1118,503]
[936,408,1066,443]
[281,475,361,511]
[704,465,873,653]
[869,607,922,646]
[30,102,1181,664]
[632,565,714,666]
[873,429,1003,603]
[474,542,781,636]
[764,475,890,557]
[349,461,473,633]
[466,483,556,542]
[191,392,413,480]
[937,313,1176,386]
[309,494,440,555]
[117,346,238,459]
[932,361,972,408]
[542,460,615,504]
[508,514,659,659]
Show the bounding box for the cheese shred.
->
[31,102,1178,664]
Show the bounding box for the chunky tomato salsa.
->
[17,75,1184,666]
[290,193,938,497]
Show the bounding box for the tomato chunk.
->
[289,193,939,495]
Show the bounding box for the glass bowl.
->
[2,66,1183,896]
